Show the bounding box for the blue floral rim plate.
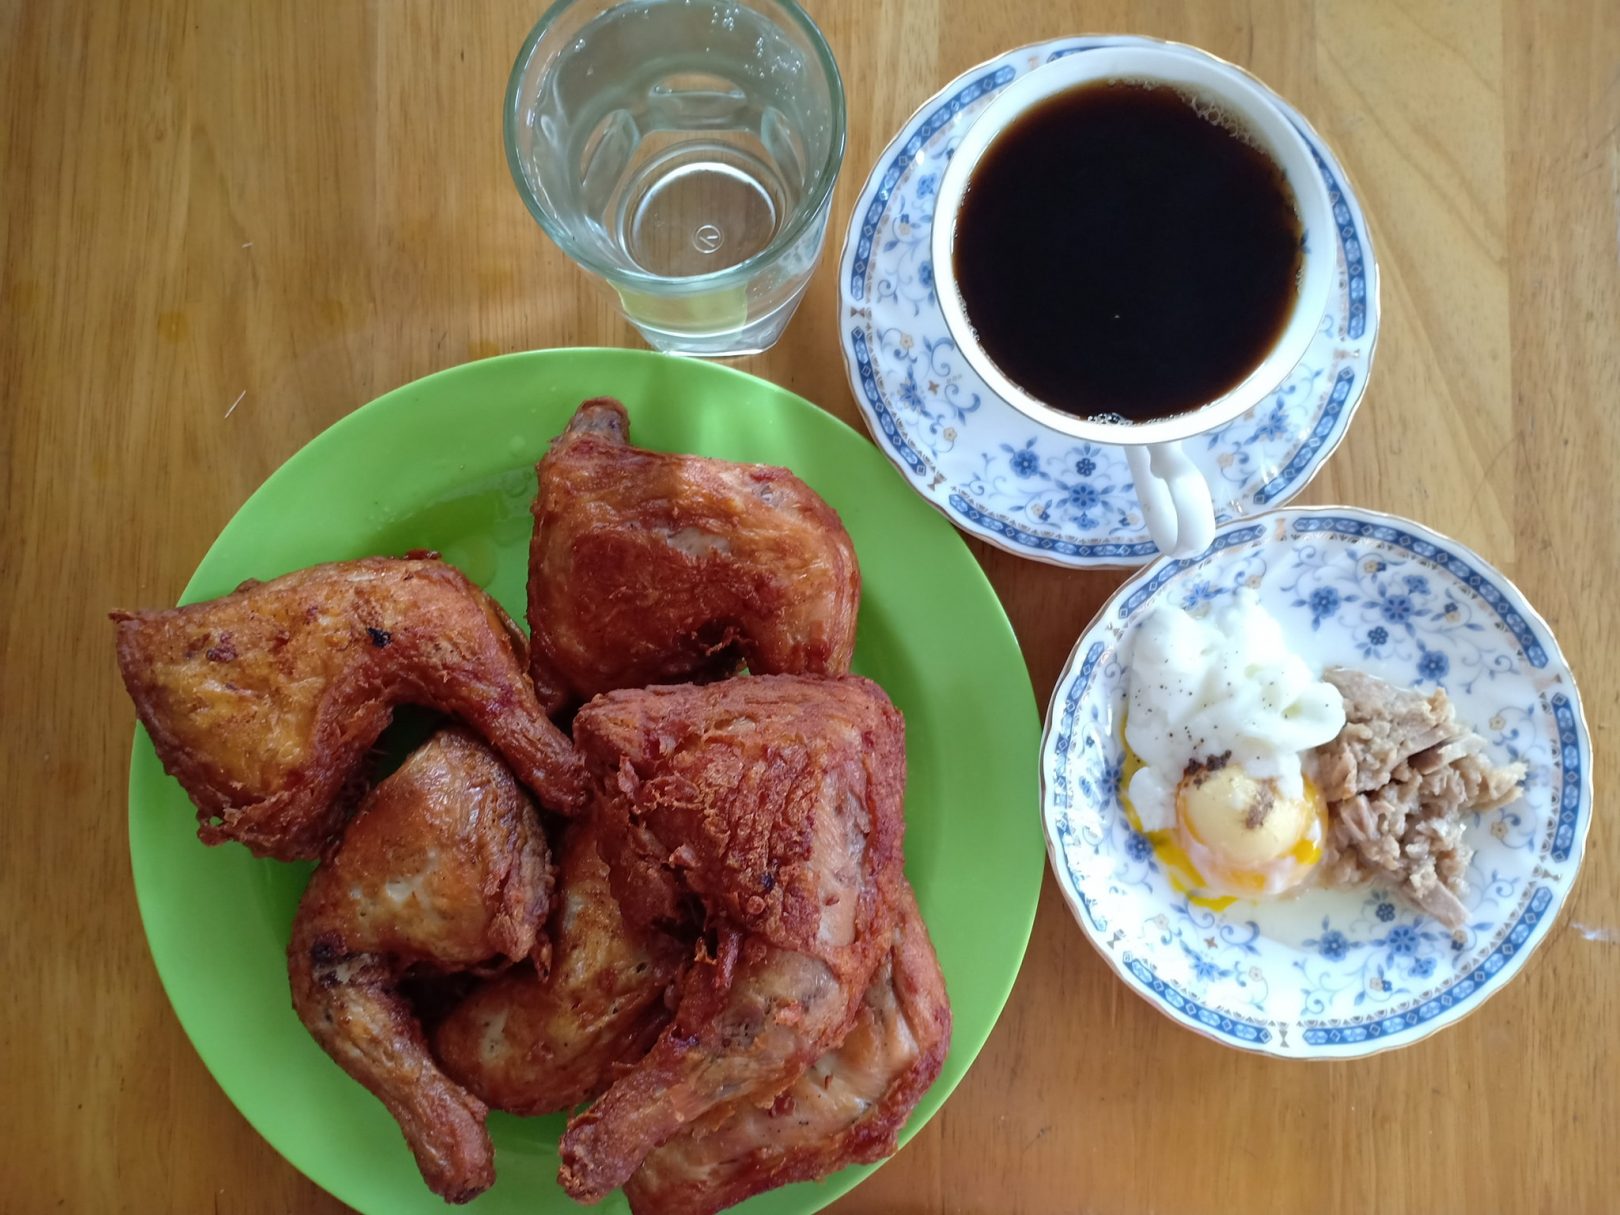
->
[1041,507,1591,1058]
[837,36,1380,568]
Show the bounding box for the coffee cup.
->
[930,44,1335,558]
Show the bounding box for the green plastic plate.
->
[127,348,1041,1214]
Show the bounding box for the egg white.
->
[1122,589,1345,893]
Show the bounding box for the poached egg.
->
[1121,589,1345,902]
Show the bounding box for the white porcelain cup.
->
[931,45,1334,558]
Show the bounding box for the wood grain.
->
[3,1,1616,1211]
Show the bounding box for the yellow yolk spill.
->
[1118,730,1237,911]
[1180,782,1326,891]
[1290,798,1325,869]
[1118,716,1325,908]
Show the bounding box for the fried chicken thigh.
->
[526,398,860,715]
[557,675,908,1203]
[433,819,685,1116]
[625,882,951,1215]
[288,729,552,1203]
[113,555,586,859]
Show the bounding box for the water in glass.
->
[509,0,843,356]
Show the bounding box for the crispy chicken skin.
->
[432,819,685,1116]
[625,882,951,1215]
[557,675,907,1203]
[287,729,552,1204]
[526,398,860,715]
[112,555,586,859]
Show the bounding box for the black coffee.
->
[952,80,1303,423]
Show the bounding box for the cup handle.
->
[1125,440,1216,558]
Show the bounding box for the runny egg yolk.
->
[1176,762,1325,898]
[1119,731,1324,907]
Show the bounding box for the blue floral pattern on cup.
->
[1040,508,1591,1057]
[838,36,1381,567]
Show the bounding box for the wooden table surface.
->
[4,1,1616,1211]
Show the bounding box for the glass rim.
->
[503,0,847,294]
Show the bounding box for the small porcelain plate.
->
[837,35,1380,567]
[1041,507,1591,1057]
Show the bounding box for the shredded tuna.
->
[1312,668,1526,931]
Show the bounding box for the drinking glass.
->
[506,0,845,357]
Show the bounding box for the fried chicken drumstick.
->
[625,883,951,1215]
[113,555,586,859]
[288,729,552,1204]
[557,675,908,1203]
[526,398,861,715]
[432,818,685,1116]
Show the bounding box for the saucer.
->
[1040,507,1591,1057]
[836,36,1381,568]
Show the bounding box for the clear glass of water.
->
[506,0,845,357]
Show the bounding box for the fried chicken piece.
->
[287,729,552,1204]
[113,554,586,860]
[432,818,685,1115]
[557,675,907,1203]
[625,882,951,1215]
[526,398,860,715]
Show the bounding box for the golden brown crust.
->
[286,729,553,1204]
[113,555,585,860]
[526,398,860,716]
[556,675,908,1203]
[432,819,685,1116]
[622,881,952,1215]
